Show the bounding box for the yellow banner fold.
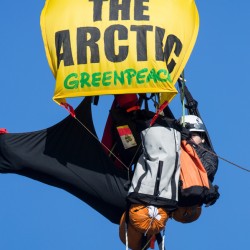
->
[41,0,199,105]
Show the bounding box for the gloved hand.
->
[204,185,220,207]
[180,127,191,140]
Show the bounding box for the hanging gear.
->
[102,94,142,169]
[172,206,202,223]
[177,73,220,207]
[178,140,210,207]
[173,139,220,225]
[119,212,152,250]
[127,120,181,211]
[129,204,169,235]
[120,117,180,250]
[178,76,214,150]
[119,207,167,250]
[107,95,175,250]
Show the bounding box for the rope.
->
[162,229,166,250]
[77,110,250,173]
[74,116,130,171]
[125,223,129,250]
[141,235,154,250]
[144,206,157,235]
[60,102,131,171]
[177,74,249,174]
[63,101,250,174]
[190,139,250,173]
[179,73,186,124]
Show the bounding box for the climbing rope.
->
[193,141,250,173]
[188,137,250,173]
[62,101,250,174]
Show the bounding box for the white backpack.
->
[128,124,181,211]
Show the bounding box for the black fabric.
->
[109,107,144,168]
[0,97,128,224]
[204,182,220,207]
[109,107,181,163]
[156,233,166,250]
[191,142,218,182]
[178,79,215,151]
[178,179,220,207]
[127,193,178,212]
[178,185,209,207]
[109,108,170,168]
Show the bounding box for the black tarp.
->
[0,97,128,224]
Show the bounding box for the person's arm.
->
[194,143,218,182]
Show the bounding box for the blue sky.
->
[0,1,250,249]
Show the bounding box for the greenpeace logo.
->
[64,68,172,89]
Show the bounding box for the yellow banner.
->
[41,0,199,105]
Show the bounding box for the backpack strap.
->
[156,231,166,250]
[91,96,99,105]
[177,74,214,150]
[138,93,159,111]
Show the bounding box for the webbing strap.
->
[154,161,163,196]
[177,74,214,151]
[92,96,99,106]
[179,72,186,123]
[141,235,148,249]
[156,231,166,250]
[125,222,129,250]
[150,101,169,127]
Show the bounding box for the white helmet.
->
[179,115,206,132]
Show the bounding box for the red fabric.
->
[150,235,156,249]
[60,103,76,117]
[101,94,140,169]
[0,128,8,134]
[150,101,169,126]
[126,105,140,112]
[115,94,138,109]
[117,126,132,136]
